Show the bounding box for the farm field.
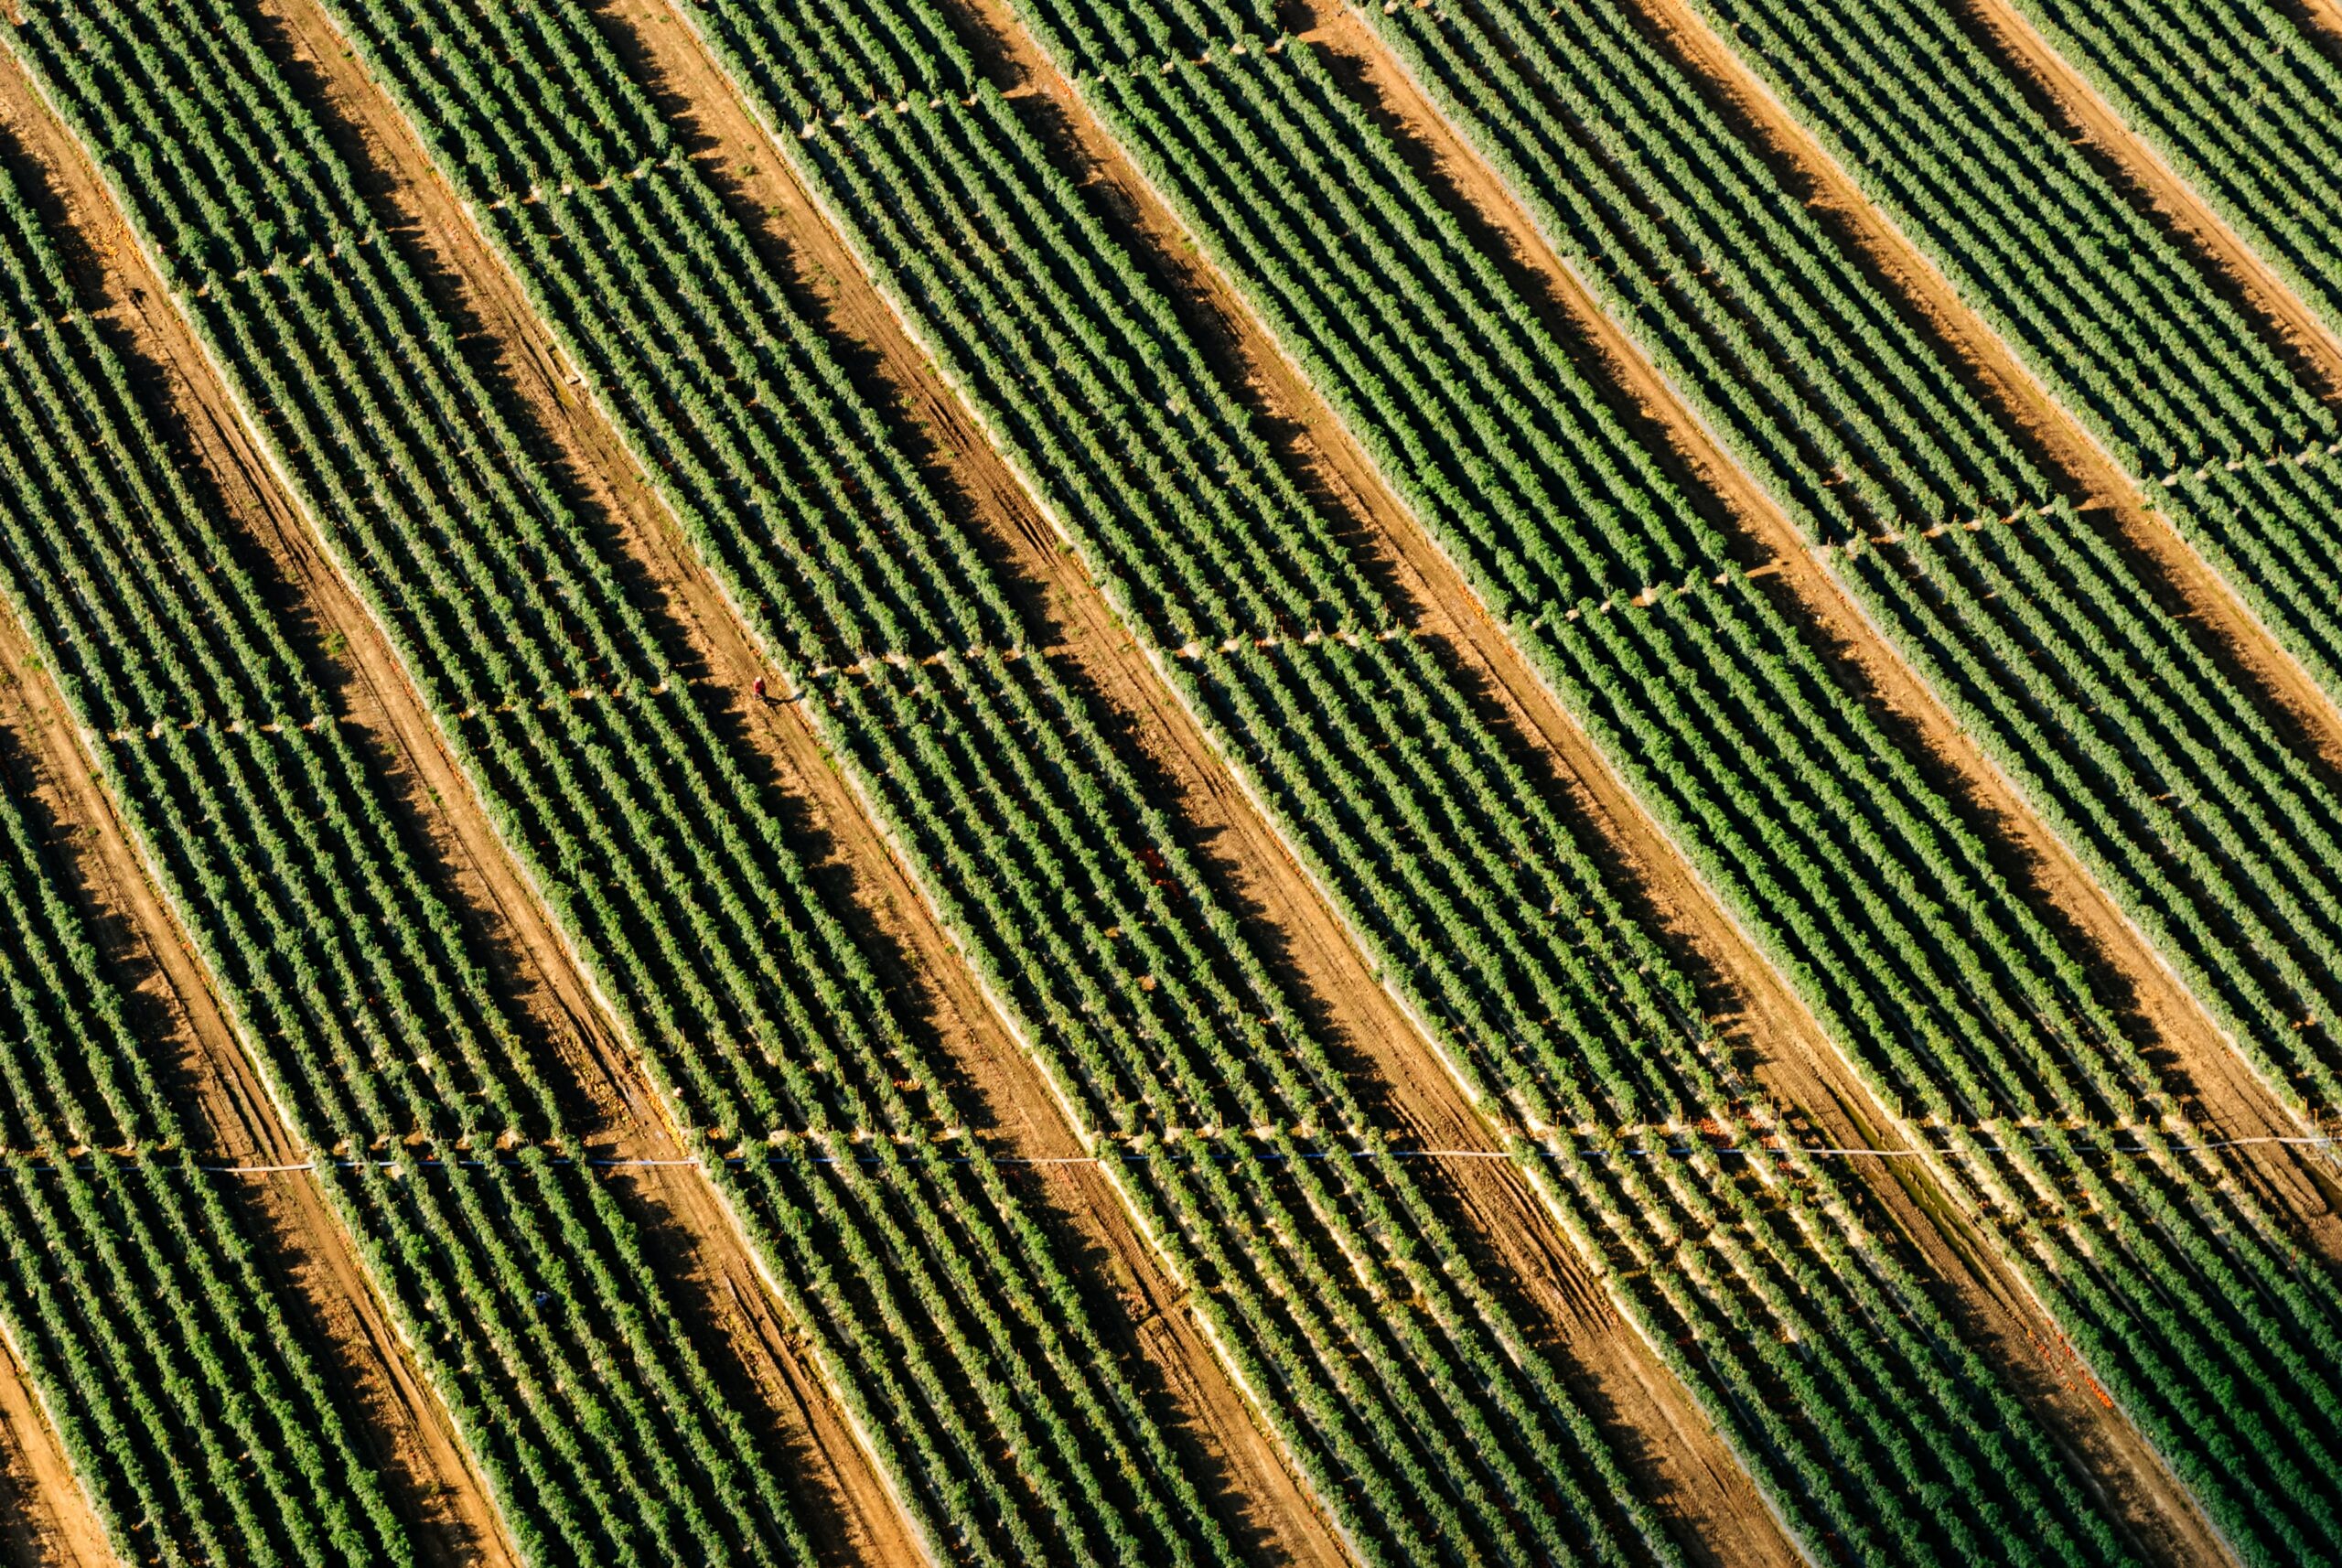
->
[0,0,2335,1563]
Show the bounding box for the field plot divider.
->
[974,5,2278,1559]
[26,9,963,1559]
[0,51,553,1562]
[1560,0,2342,1146]
[1935,0,2342,757]
[0,1249,116,1564]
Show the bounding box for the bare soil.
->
[0,1335,112,1568]
[938,0,2278,1558]
[0,34,903,1568]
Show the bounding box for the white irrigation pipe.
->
[19,1130,2337,1176]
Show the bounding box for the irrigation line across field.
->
[21,1132,2338,1176]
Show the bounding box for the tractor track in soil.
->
[559,0,1789,1557]
[950,0,2277,1557]
[0,512,514,1568]
[0,1328,110,1568]
[0,70,523,1568]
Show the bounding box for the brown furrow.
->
[0,1334,113,1568]
[0,64,540,1568]
[649,0,1815,1559]
[543,0,1787,1558]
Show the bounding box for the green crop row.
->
[907,0,2342,1558]
[319,0,1697,1560]
[0,19,814,1562]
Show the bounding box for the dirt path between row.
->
[1604,0,2342,1241]
[434,0,1805,1555]
[1623,0,2342,779]
[260,0,1367,1561]
[943,0,2268,1558]
[0,1333,111,1568]
[2294,0,2342,48]
[0,1309,111,1568]
[1957,0,2342,392]
[58,3,942,1558]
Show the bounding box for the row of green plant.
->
[1676,0,2342,721]
[889,3,2342,1558]
[682,0,2167,1560]
[1339,0,2342,1161]
[323,1,1692,1560]
[0,734,409,1566]
[7,1,1310,1562]
[0,22,817,1563]
[2006,0,2342,348]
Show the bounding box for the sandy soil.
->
[0,1334,112,1568]
[1954,0,2342,392]
[950,0,2280,1558]
[41,3,956,1558]
[2293,0,2342,48]
[0,30,918,1566]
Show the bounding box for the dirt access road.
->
[1961,0,2342,390]
[640,0,1838,1557]
[15,3,940,1558]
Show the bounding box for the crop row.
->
[4,0,1348,1561]
[317,0,1696,1561]
[1677,0,2342,726]
[1347,0,2342,1207]
[962,1,2342,1559]
[2005,0,2342,346]
[673,0,2181,1560]
[0,715,407,1565]
[0,28,819,1564]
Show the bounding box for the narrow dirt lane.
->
[0,1336,112,1568]
[1607,0,2342,779]
[933,0,2264,1559]
[521,0,1789,1557]
[1,31,921,1567]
